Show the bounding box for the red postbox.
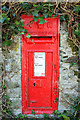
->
[21,15,60,114]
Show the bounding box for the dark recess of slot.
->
[33,83,36,86]
[30,36,52,38]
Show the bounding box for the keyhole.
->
[33,83,36,86]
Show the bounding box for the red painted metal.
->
[21,15,60,114]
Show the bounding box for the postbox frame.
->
[21,15,60,114]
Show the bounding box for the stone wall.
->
[3,23,79,116]
[58,23,79,111]
[3,36,22,115]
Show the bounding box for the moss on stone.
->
[14,42,19,52]
[67,38,78,55]
[74,71,78,76]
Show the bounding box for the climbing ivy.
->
[1,2,80,48]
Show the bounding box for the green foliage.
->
[53,14,58,18]
[26,33,31,38]
[43,113,50,120]
[70,62,77,68]
[21,2,28,9]
[3,110,7,113]
[1,6,8,11]
[32,109,36,115]
[52,97,80,120]
[74,25,80,38]
[39,19,47,24]
[54,98,58,103]
[0,13,10,23]
[1,2,80,48]
[53,110,70,120]
[15,21,20,25]
[15,113,28,119]
[39,16,47,24]
[74,5,80,13]
[33,16,39,22]
[32,10,39,17]
[71,97,80,112]
[3,85,6,89]
[60,15,66,21]
[3,40,12,46]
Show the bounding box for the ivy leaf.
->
[32,110,35,115]
[2,13,7,16]
[1,13,9,23]
[23,29,27,34]
[53,110,60,115]
[8,101,11,104]
[74,5,80,13]
[53,15,57,18]
[54,98,58,103]
[39,19,47,24]
[3,40,12,46]
[20,21,24,26]
[3,85,6,89]
[12,13,16,17]
[32,10,39,17]
[43,12,48,18]
[53,14,58,18]
[21,29,27,34]
[7,17,10,21]
[4,95,7,98]
[15,21,20,25]
[24,114,28,117]
[39,16,45,19]
[74,28,80,38]
[20,115,25,119]
[21,2,28,8]
[60,15,65,20]
[3,110,6,113]
[33,16,39,22]
[8,111,11,115]
[36,5,43,10]
[48,11,53,17]
[26,33,31,38]
[1,6,8,11]
[33,4,38,7]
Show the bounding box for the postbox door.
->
[28,52,53,108]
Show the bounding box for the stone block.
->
[13,108,22,115]
[7,88,21,98]
[11,74,21,84]
[10,98,22,109]
[6,81,20,89]
[58,102,70,111]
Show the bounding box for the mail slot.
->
[21,15,60,114]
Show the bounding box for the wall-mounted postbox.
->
[21,15,60,114]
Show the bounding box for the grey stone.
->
[10,98,22,109]
[13,108,22,115]
[7,88,21,98]
[6,81,20,89]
